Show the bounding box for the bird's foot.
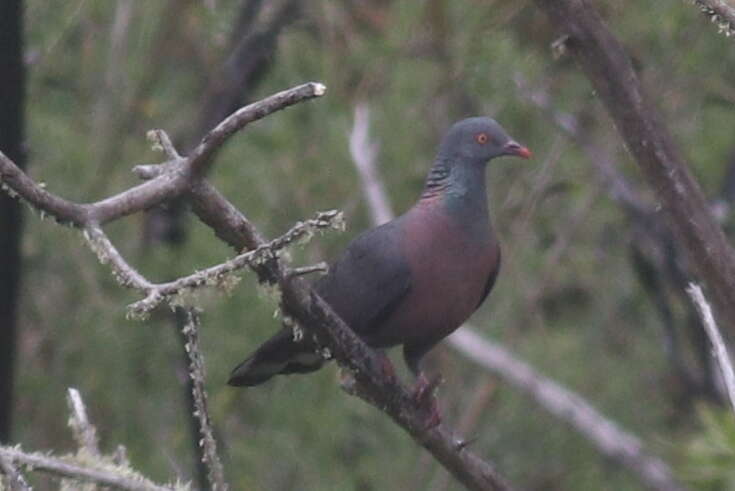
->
[412,372,443,401]
[411,373,443,429]
[374,351,398,384]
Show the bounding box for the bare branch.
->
[84,226,153,291]
[450,330,684,491]
[349,103,394,225]
[687,284,735,413]
[0,446,175,491]
[0,151,89,225]
[533,0,735,335]
[125,210,343,317]
[67,388,100,456]
[188,82,325,176]
[181,309,228,491]
[688,0,735,37]
[0,82,326,226]
[0,450,31,491]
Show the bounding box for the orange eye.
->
[475,133,489,144]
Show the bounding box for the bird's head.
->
[438,117,531,164]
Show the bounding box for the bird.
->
[228,117,531,395]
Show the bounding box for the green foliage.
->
[682,406,735,490]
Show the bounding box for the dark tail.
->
[227,328,324,387]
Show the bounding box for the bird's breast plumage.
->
[367,204,499,348]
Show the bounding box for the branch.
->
[346,102,685,491]
[181,308,228,491]
[2,389,177,489]
[0,82,326,227]
[533,0,735,334]
[349,103,394,225]
[187,82,325,176]
[85,210,343,317]
[449,330,684,491]
[687,284,735,413]
[0,446,175,491]
[0,450,31,491]
[687,0,735,37]
[67,387,100,456]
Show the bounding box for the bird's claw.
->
[411,373,443,428]
[375,351,398,384]
[412,373,443,403]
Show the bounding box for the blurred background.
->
[4,0,735,489]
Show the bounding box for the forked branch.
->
[0,82,514,491]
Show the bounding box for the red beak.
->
[504,141,532,159]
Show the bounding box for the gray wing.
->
[314,220,412,340]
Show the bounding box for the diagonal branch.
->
[450,330,684,491]
[533,0,735,335]
[82,211,342,317]
[0,82,326,227]
[688,284,735,413]
[687,0,735,37]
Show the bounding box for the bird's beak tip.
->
[504,141,532,159]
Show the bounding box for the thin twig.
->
[181,308,228,491]
[188,82,325,176]
[687,283,735,413]
[67,388,100,456]
[126,210,342,317]
[285,262,329,278]
[0,446,174,491]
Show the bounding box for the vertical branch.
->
[349,103,394,226]
[181,308,228,491]
[687,284,735,413]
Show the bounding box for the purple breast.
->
[372,207,498,347]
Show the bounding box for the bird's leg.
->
[412,371,443,428]
[413,371,443,402]
[404,344,443,428]
[372,349,398,384]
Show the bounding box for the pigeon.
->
[229,117,531,393]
